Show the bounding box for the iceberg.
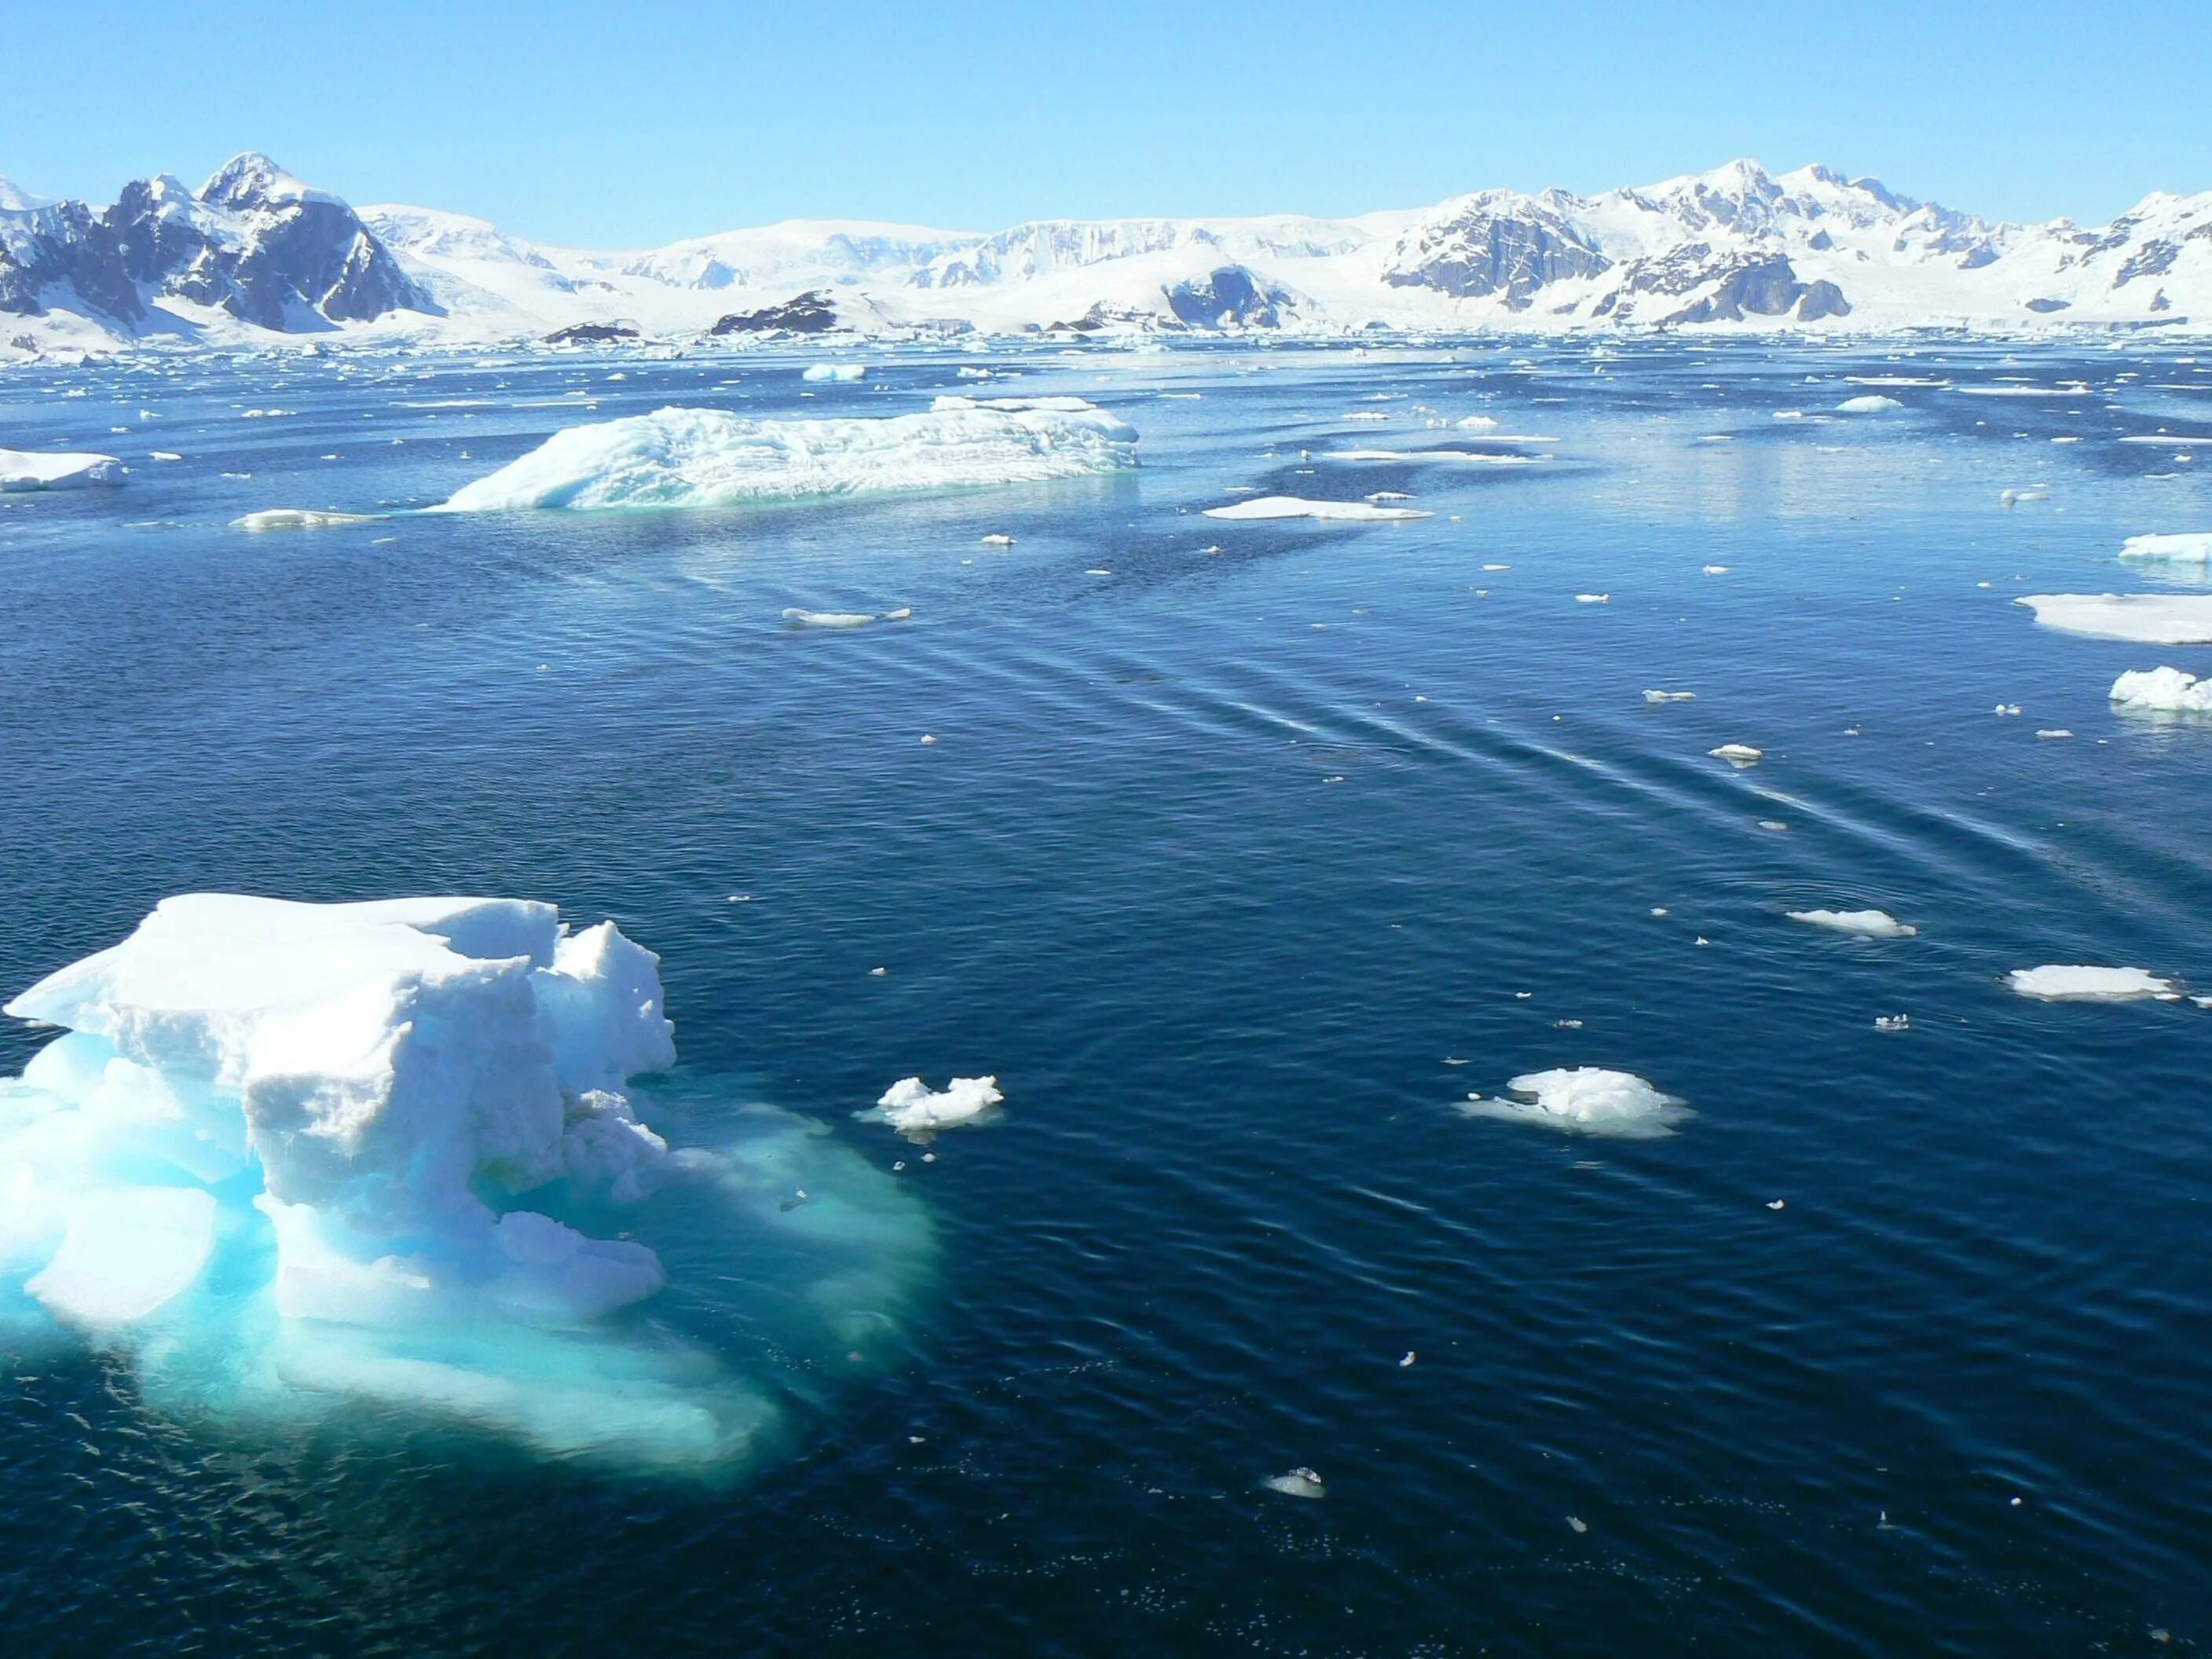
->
[1787,908,1917,939]
[2119,531,2212,564]
[1317,449,1546,465]
[1202,496,1432,522]
[2005,965,2180,1002]
[0,895,932,1468]
[0,447,124,490]
[801,363,866,382]
[1458,1068,1691,1138]
[861,1075,1003,1138]
[233,508,386,530]
[1709,743,1763,767]
[2111,665,2212,714]
[2016,594,2212,645]
[434,405,1138,513]
[1837,394,1904,412]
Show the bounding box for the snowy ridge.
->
[6,152,2212,352]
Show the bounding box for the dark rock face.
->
[1385,200,1612,306]
[0,154,434,332]
[1627,252,1851,324]
[1163,265,1291,328]
[709,290,840,335]
[2023,297,2072,313]
[545,320,640,344]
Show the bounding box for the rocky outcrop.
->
[1383,193,1612,306]
[709,290,840,334]
[1163,265,1293,328]
[544,320,639,345]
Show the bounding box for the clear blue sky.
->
[2,0,2205,246]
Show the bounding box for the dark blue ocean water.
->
[2,338,2209,1655]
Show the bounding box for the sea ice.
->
[1458,1068,1691,1138]
[801,363,866,382]
[1318,449,1544,466]
[2016,594,2212,645]
[1643,690,1697,704]
[436,405,1138,512]
[2118,531,2212,563]
[0,447,124,490]
[233,508,385,530]
[1709,744,1763,767]
[2005,965,2180,1002]
[1202,496,1432,522]
[1262,1467,1327,1499]
[2111,665,2212,714]
[1787,909,1917,939]
[1837,395,1905,412]
[862,1075,1004,1137]
[782,607,907,628]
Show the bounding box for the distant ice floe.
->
[0,447,123,490]
[782,606,912,628]
[2005,965,2181,1002]
[2116,434,2212,446]
[435,405,1138,512]
[2016,594,2212,645]
[1957,383,2092,398]
[1788,908,1917,939]
[930,394,1098,414]
[1643,690,1697,704]
[801,363,866,382]
[1262,1467,1327,1499]
[2111,665,2212,714]
[1318,448,1546,466]
[1456,415,1499,430]
[1459,1068,1691,1138]
[1709,743,1763,767]
[2119,530,2212,563]
[861,1075,1003,1138]
[1203,496,1432,522]
[233,508,385,530]
[1837,394,1904,413]
[0,895,932,1470]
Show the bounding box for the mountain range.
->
[4,152,2207,352]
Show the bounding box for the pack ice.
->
[0,895,931,1467]
[436,403,1138,512]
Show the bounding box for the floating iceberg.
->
[2016,594,2212,645]
[1787,908,1917,939]
[233,508,386,530]
[0,447,123,490]
[1643,690,1697,704]
[1202,496,1432,522]
[861,1075,1003,1138]
[1458,1068,1691,1138]
[1837,394,1904,412]
[2111,665,2212,714]
[2005,965,2180,1002]
[801,363,866,382]
[2118,531,2212,563]
[1709,743,1763,767]
[0,895,932,1468]
[436,404,1138,513]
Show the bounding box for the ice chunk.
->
[862,1075,1003,1137]
[1202,496,1432,522]
[2006,965,2180,1002]
[1837,395,1904,412]
[436,405,1138,513]
[930,394,1097,413]
[1643,690,1697,704]
[1262,1467,1326,1499]
[2111,666,2212,714]
[233,509,385,530]
[1317,449,1545,466]
[2016,594,2212,645]
[783,608,886,628]
[1787,909,1917,939]
[1709,744,1763,767]
[0,448,124,490]
[801,363,866,382]
[2119,531,2212,564]
[25,1186,217,1328]
[1459,1068,1691,1138]
[1576,593,1610,603]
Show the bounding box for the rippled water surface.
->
[3,338,2210,1655]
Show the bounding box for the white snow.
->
[1787,909,1917,939]
[862,1075,1003,1137]
[2005,965,2180,1002]
[436,404,1138,513]
[2119,531,2212,563]
[1837,394,1904,412]
[1458,1068,1692,1138]
[2016,594,2212,645]
[0,448,124,490]
[2111,665,2212,714]
[1201,496,1432,522]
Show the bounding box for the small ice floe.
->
[2116,434,2212,445]
[1320,448,1545,467]
[1576,593,1610,604]
[1788,909,1917,939]
[2118,530,2212,564]
[2036,728,2074,739]
[802,363,866,382]
[1457,415,1499,429]
[1999,487,2051,507]
[2016,594,2212,645]
[1774,409,1806,421]
[2111,666,2212,714]
[980,533,1015,547]
[1399,1351,1416,1368]
[1702,564,1730,575]
[0,447,125,490]
[1758,819,1790,833]
[1483,562,1511,572]
[1459,1068,1691,1138]
[782,607,907,628]
[1837,395,1905,413]
[1644,690,1697,705]
[1202,496,1433,522]
[1262,1467,1326,1500]
[1344,410,1390,422]
[1767,1199,1786,1210]
[1650,906,1670,917]
[1554,1018,1584,1030]
[2007,965,2180,1002]
[1567,1515,1589,1534]
[1367,490,1415,502]
[1709,744,1763,767]
[149,450,183,462]
[233,508,384,530]
[1994,703,2022,716]
[860,1075,1005,1137]
[1874,1013,1911,1033]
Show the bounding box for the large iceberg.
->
[0,895,931,1468]
[2111,665,2212,715]
[0,447,124,490]
[2016,594,2212,645]
[436,403,1138,512]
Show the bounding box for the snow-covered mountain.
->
[5,153,2209,353]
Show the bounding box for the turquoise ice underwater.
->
[1,335,2210,1652]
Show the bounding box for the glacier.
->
[0,895,932,1469]
[437,403,1138,512]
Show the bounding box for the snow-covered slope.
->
[5,154,2210,353]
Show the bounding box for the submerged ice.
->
[0,895,932,1469]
